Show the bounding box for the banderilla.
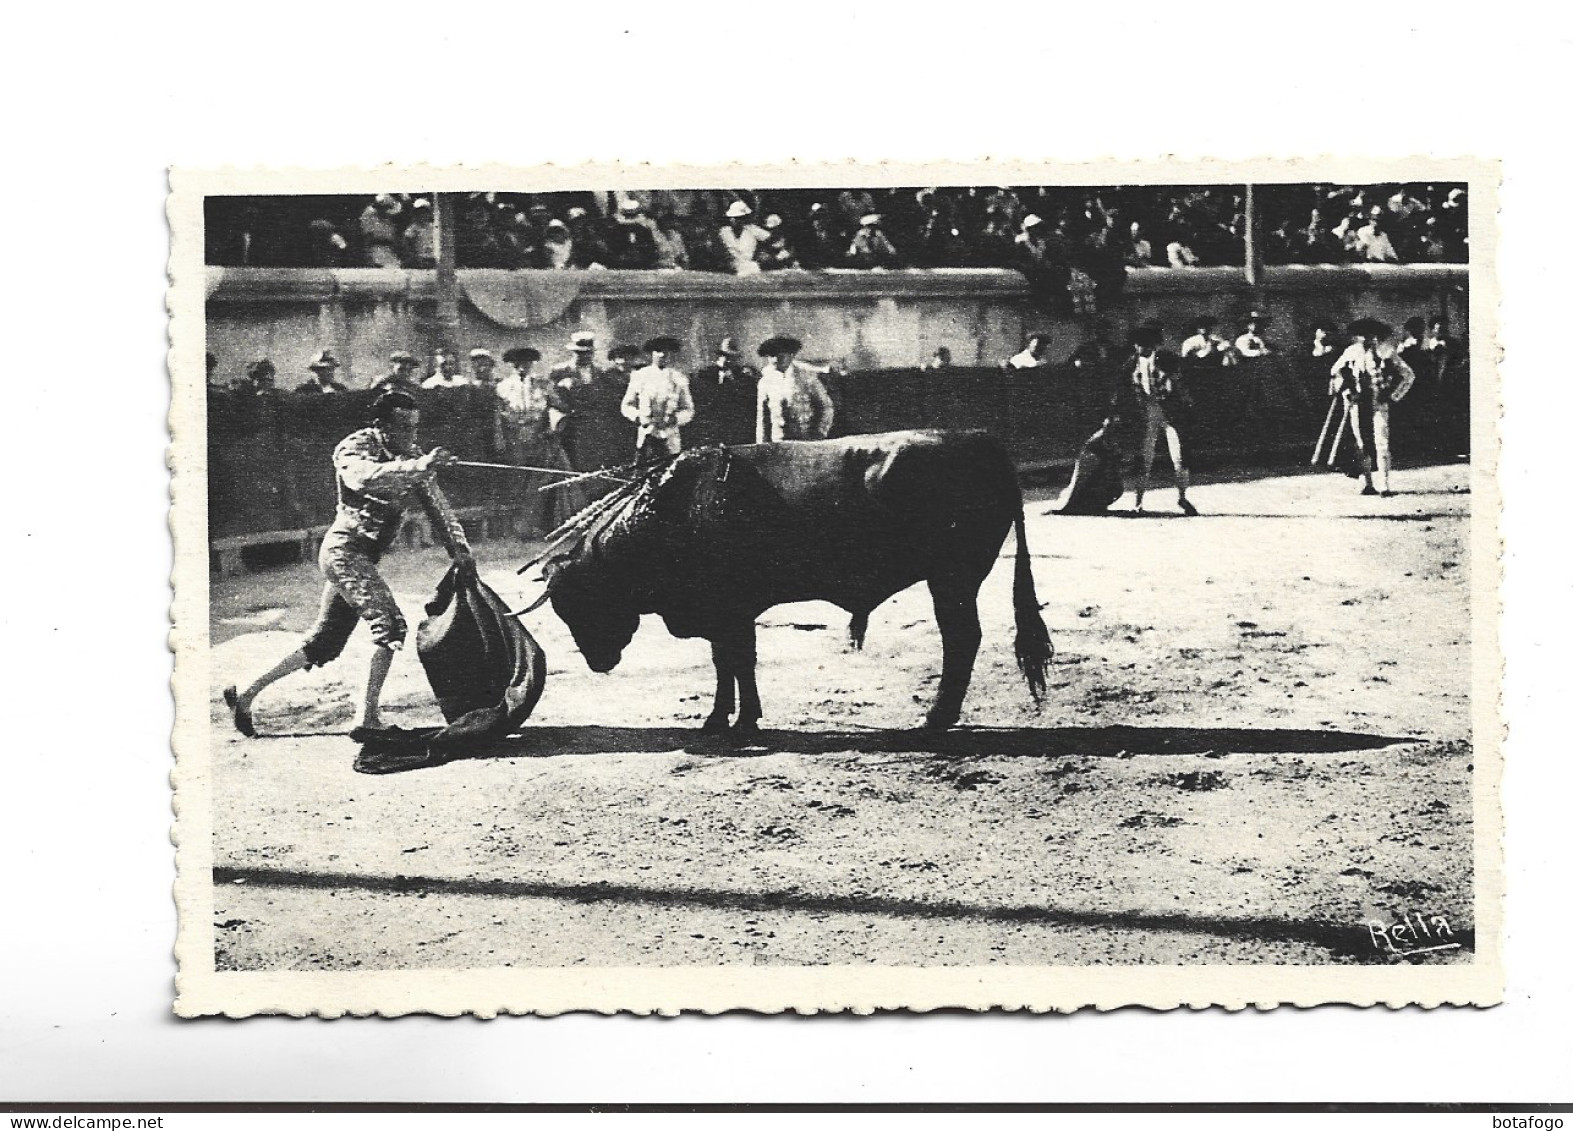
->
[450,460,633,489]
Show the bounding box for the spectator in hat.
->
[719,201,770,275]
[537,219,578,269]
[688,337,759,447]
[1234,311,1278,358]
[467,348,500,387]
[756,335,836,442]
[297,350,349,395]
[422,347,472,389]
[373,351,422,394]
[233,358,279,397]
[922,346,954,372]
[495,346,580,532]
[846,214,902,268]
[401,199,437,268]
[1006,332,1053,371]
[358,195,403,267]
[606,343,642,381]
[622,337,696,462]
[604,198,661,269]
[548,332,634,493]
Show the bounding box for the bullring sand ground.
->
[202,463,1475,969]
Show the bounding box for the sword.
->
[1310,396,1340,465]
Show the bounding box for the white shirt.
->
[719,223,769,275]
[621,364,695,444]
[421,373,477,389]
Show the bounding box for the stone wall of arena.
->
[204,265,1468,388]
[202,265,1470,563]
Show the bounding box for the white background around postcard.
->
[3,0,1568,1105]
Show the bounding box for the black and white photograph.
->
[168,162,1499,1015]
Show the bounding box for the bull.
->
[522,430,1052,735]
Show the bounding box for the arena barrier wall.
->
[205,264,1470,559]
[208,354,1470,562]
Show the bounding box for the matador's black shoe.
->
[222,686,255,738]
[1179,499,1199,517]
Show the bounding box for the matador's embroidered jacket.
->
[328,426,470,556]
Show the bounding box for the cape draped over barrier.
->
[459,270,587,329]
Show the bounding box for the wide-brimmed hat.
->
[607,344,640,361]
[502,346,542,366]
[307,350,339,371]
[725,200,753,219]
[389,350,418,366]
[569,331,596,351]
[758,335,803,357]
[469,348,495,361]
[616,197,643,214]
[644,336,683,354]
[1347,317,1392,340]
[859,213,882,227]
[1021,213,1044,230]
[247,358,276,379]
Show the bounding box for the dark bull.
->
[524,430,1052,735]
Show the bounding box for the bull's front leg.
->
[701,636,735,733]
[731,620,762,738]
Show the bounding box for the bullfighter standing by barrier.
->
[756,336,836,442]
[549,331,635,497]
[495,346,583,533]
[621,336,696,463]
[223,389,471,737]
[1330,318,1417,496]
[1125,323,1198,516]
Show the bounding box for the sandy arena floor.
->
[205,462,1475,969]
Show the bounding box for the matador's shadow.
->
[454,723,1414,763]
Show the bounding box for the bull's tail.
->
[1011,507,1053,701]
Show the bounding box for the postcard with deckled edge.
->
[169,159,1501,1016]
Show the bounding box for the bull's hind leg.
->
[924,578,983,730]
[847,611,869,651]
[702,638,735,733]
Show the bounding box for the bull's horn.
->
[514,589,554,616]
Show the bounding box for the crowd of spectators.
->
[206,183,1470,277]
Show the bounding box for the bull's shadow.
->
[458,724,1412,762]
